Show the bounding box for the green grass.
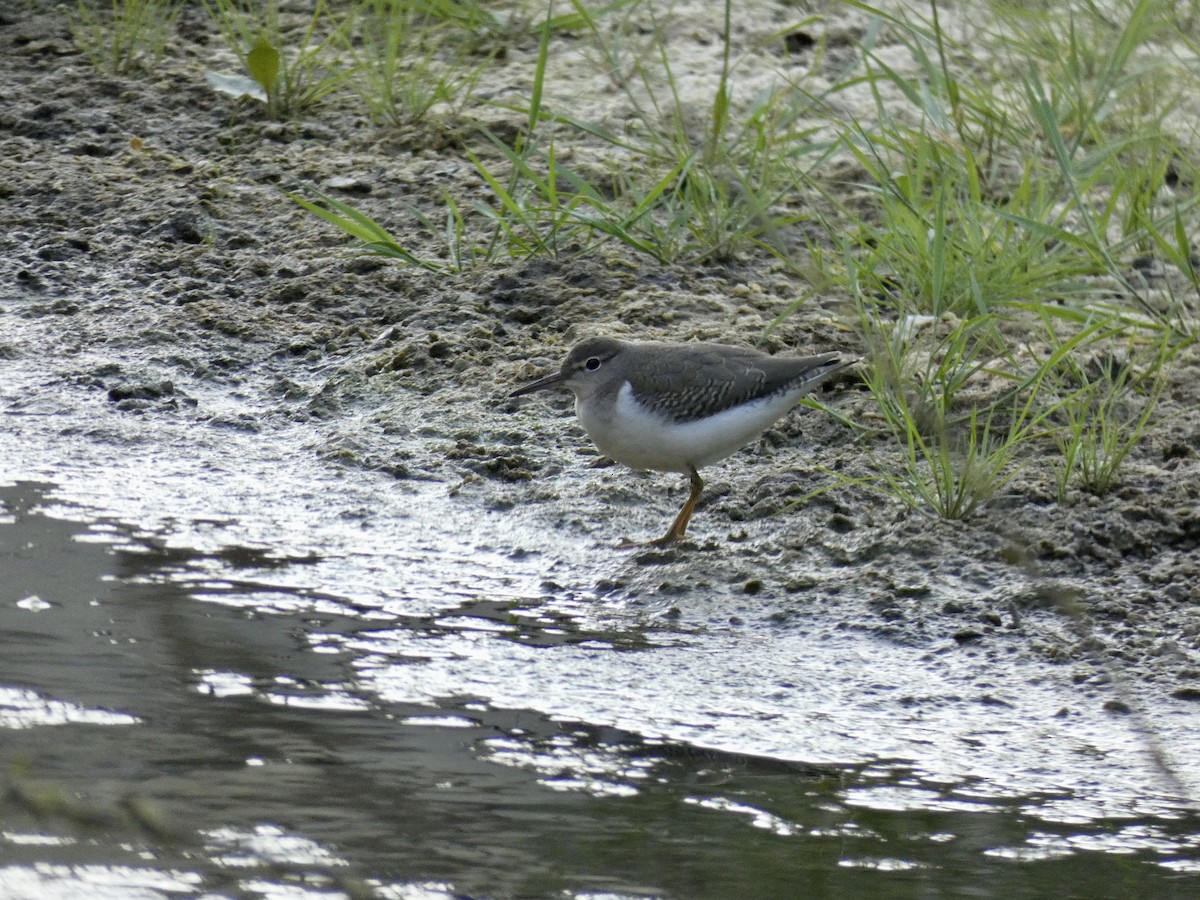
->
[286,182,460,274]
[794,0,1196,516]
[73,0,177,74]
[536,0,839,264]
[296,0,839,266]
[202,0,353,119]
[849,297,1037,518]
[341,0,489,126]
[1049,330,1174,498]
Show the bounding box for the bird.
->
[509,336,852,546]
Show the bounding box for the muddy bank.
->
[3,4,1197,683]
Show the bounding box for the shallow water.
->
[2,346,1200,898]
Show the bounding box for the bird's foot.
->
[615,531,687,550]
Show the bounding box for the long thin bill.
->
[509,371,567,398]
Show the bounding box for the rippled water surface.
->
[2,323,1200,899]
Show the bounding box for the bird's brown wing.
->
[628,343,843,423]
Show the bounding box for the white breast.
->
[577,381,805,473]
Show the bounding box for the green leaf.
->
[285,187,455,274]
[246,35,280,97]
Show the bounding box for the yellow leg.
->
[646,466,704,546]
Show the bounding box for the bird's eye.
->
[584,357,602,371]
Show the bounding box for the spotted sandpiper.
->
[510,336,852,546]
